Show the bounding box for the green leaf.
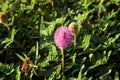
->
[51,45,58,59]
[1,28,18,48]
[56,65,61,75]
[78,34,91,50]
[22,53,28,58]
[28,46,36,56]
[21,0,27,3]
[78,65,85,80]
[106,33,120,47]
[69,77,77,80]
[10,28,18,41]
[72,53,76,64]
[49,65,61,79]
[1,1,8,12]
[16,53,24,61]
[1,38,10,44]
[30,0,36,10]
[15,66,21,80]
[0,63,14,75]
[35,41,40,64]
[114,71,119,80]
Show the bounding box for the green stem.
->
[5,23,10,30]
[74,34,77,47]
[61,48,64,74]
[33,67,38,76]
[72,34,77,54]
[30,64,38,76]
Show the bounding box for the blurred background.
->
[0,0,120,80]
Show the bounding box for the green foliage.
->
[1,28,18,48]
[15,66,21,80]
[0,0,120,80]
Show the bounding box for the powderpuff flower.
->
[54,26,73,49]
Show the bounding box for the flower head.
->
[21,57,32,76]
[54,26,72,49]
[0,12,10,30]
[0,12,8,24]
[69,22,78,35]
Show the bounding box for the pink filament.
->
[54,26,73,49]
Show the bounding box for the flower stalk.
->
[73,34,77,47]
[61,48,64,74]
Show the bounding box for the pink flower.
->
[54,26,73,49]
